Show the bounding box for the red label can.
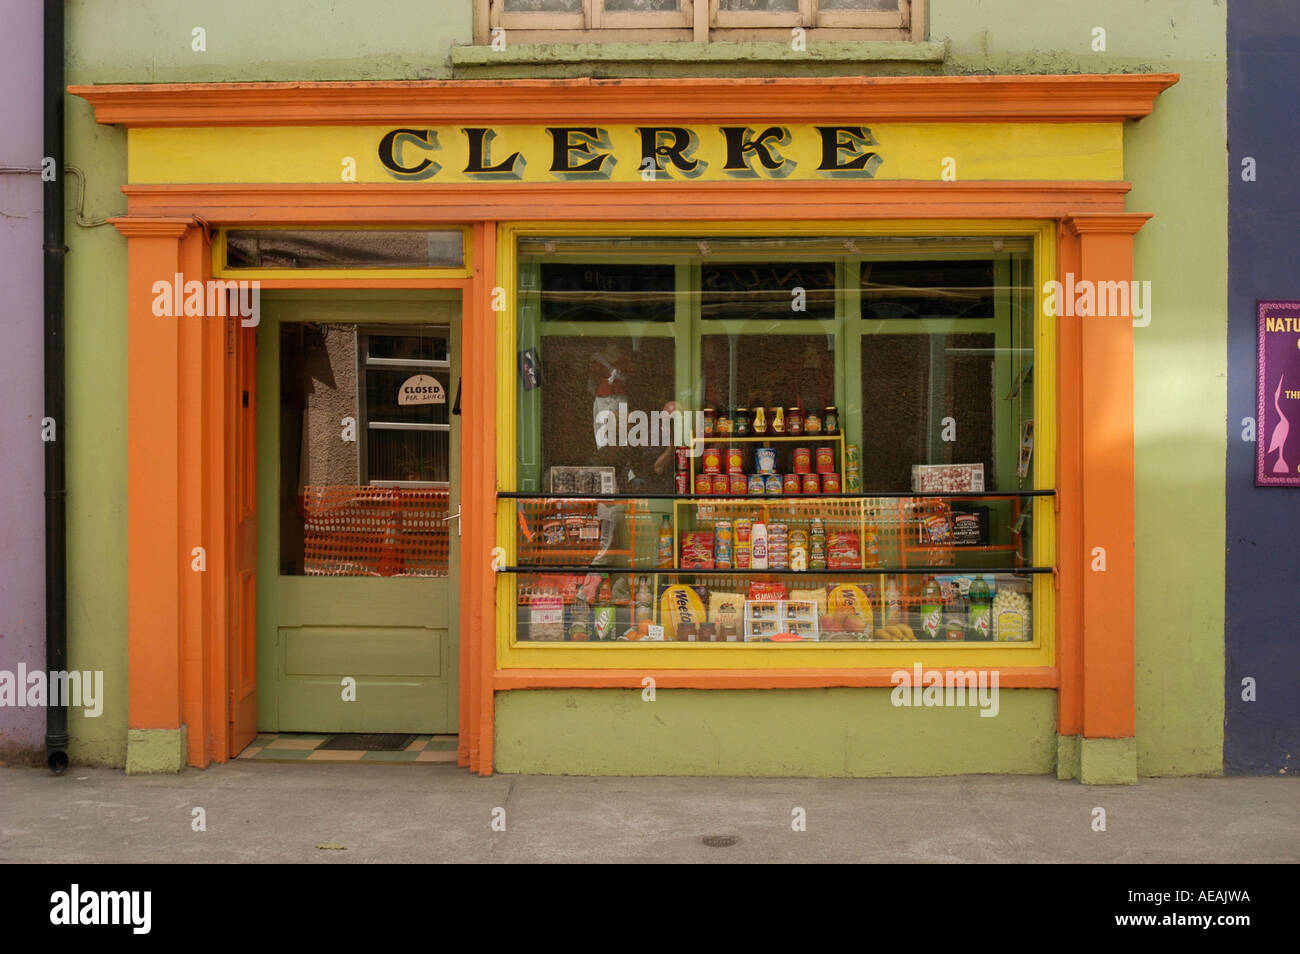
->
[783,473,801,494]
[702,446,722,474]
[675,447,691,473]
[729,473,748,495]
[793,447,812,474]
[712,474,730,495]
[802,473,821,494]
[816,446,835,474]
[726,447,745,474]
[676,472,690,494]
[694,473,712,495]
[822,472,841,493]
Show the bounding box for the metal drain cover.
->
[701,834,738,848]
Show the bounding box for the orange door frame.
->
[75,75,1175,775]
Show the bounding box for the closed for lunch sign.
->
[398,374,445,405]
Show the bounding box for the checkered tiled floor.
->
[236,734,459,764]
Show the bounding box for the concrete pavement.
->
[0,763,1295,863]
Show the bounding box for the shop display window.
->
[507,233,1047,648]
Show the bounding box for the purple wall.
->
[0,0,46,759]
[1226,0,1300,773]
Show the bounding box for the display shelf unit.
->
[687,433,846,497]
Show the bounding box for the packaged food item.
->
[564,513,586,544]
[735,543,751,569]
[884,577,903,623]
[755,446,777,474]
[540,513,565,546]
[528,593,564,641]
[702,446,722,474]
[944,615,966,641]
[845,443,861,469]
[766,475,783,495]
[593,603,618,641]
[674,447,691,473]
[771,407,785,434]
[863,528,881,567]
[967,575,993,641]
[844,470,863,493]
[676,622,698,642]
[793,447,812,474]
[816,446,836,474]
[698,623,718,643]
[752,406,767,435]
[716,413,732,436]
[919,577,943,640]
[951,511,984,546]
[730,473,748,495]
[790,528,809,571]
[787,407,803,435]
[676,472,689,494]
[821,584,874,640]
[789,587,828,618]
[783,473,801,494]
[822,473,841,494]
[748,474,765,495]
[805,410,821,434]
[712,474,729,495]
[659,583,707,641]
[827,530,860,569]
[709,591,745,639]
[567,598,591,641]
[679,531,715,569]
[694,473,712,495]
[911,463,985,493]
[735,408,750,437]
[751,522,769,570]
[823,406,838,434]
[921,512,952,544]
[702,408,716,436]
[993,587,1031,641]
[747,580,788,601]
[714,520,733,569]
[727,447,745,474]
[656,514,674,568]
[802,473,821,494]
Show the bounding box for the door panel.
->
[256,295,460,735]
[229,320,258,755]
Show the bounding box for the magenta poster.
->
[1257,300,1300,486]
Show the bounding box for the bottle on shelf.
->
[656,514,674,568]
[967,574,993,642]
[593,574,617,641]
[884,576,903,624]
[634,576,653,623]
[919,576,942,640]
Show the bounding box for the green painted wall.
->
[64,0,1226,775]
[497,689,1057,777]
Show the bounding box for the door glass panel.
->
[279,322,450,577]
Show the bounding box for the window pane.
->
[701,262,835,321]
[226,229,463,270]
[540,263,676,323]
[820,0,900,10]
[505,0,582,10]
[720,0,799,10]
[280,323,450,578]
[701,333,836,428]
[605,0,681,9]
[862,260,996,319]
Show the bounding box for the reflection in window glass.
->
[226,229,463,270]
[605,0,680,9]
[701,262,835,321]
[720,0,799,11]
[505,0,581,10]
[820,0,900,10]
[280,323,450,577]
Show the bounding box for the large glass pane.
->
[505,0,582,11]
[820,0,900,10]
[226,229,463,270]
[280,323,450,578]
[605,0,680,10]
[720,0,799,11]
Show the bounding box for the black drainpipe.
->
[44,0,69,774]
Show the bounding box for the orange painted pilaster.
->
[474,222,498,776]
[114,218,195,734]
[1065,213,1150,740]
[1055,224,1084,738]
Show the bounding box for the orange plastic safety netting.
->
[301,485,449,577]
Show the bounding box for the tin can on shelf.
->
[726,447,745,474]
[823,406,839,434]
[748,474,766,495]
[802,473,821,494]
[694,473,712,495]
[712,474,730,495]
[783,473,801,494]
[822,472,841,493]
[735,545,751,570]
[730,473,748,495]
[816,446,836,474]
[734,519,752,543]
[793,447,812,473]
[734,408,750,437]
[755,446,777,474]
[714,520,733,568]
[805,410,821,434]
[771,407,785,434]
[702,408,716,437]
[676,472,689,494]
[702,446,722,474]
[766,474,783,494]
[845,443,861,469]
[844,470,863,493]
[675,447,691,473]
[752,406,767,435]
[787,407,803,434]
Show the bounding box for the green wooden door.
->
[256,293,460,734]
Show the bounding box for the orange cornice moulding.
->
[69,74,1179,127]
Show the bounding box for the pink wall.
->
[0,0,47,757]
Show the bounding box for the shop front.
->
[73,74,1175,780]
